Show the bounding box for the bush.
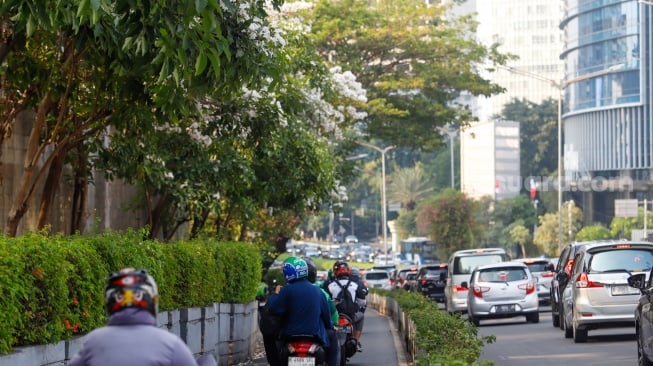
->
[372,289,494,365]
[0,232,262,354]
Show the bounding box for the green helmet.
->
[283,256,308,283]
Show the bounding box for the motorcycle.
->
[282,335,327,366]
[335,314,358,365]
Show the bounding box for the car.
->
[404,272,418,291]
[466,261,540,326]
[345,235,359,244]
[415,263,448,302]
[304,248,320,258]
[628,268,653,365]
[363,270,392,290]
[548,241,588,329]
[515,258,555,307]
[560,240,653,343]
[444,248,511,314]
[394,268,418,290]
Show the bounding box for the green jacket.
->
[317,284,339,325]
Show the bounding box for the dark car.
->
[628,269,653,364]
[415,263,448,302]
[548,241,589,329]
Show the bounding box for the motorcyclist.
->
[69,268,216,366]
[267,257,334,361]
[326,261,367,352]
[349,267,368,348]
[303,257,340,366]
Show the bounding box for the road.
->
[477,307,636,365]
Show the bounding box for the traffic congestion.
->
[281,238,653,365]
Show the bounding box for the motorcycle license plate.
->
[288,356,315,366]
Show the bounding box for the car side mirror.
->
[628,273,647,290]
[461,281,468,289]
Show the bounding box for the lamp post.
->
[357,141,395,264]
[436,124,459,189]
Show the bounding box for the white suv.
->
[363,270,392,290]
[444,248,510,314]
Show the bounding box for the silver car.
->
[467,261,540,326]
[561,240,653,343]
[515,258,555,306]
[445,247,510,314]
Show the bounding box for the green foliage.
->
[576,224,612,242]
[416,189,482,259]
[0,233,261,354]
[372,290,494,365]
[304,0,512,151]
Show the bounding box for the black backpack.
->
[334,280,358,318]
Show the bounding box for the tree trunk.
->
[190,209,209,239]
[36,151,65,231]
[147,192,170,240]
[70,158,88,234]
[5,92,53,237]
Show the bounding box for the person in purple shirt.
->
[267,256,334,360]
[69,268,215,366]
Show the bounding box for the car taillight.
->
[541,272,554,278]
[575,272,603,288]
[453,285,468,293]
[472,284,490,298]
[565,259,574,276]
[518,280,536,294]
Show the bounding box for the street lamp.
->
[357,141,395,264]
[436,124,459,189]
[498,65,564,253]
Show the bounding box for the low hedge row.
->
[0,230,262,354]
[373,289,495,366]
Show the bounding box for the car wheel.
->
[638,330,653,366]
[563,313,572,339]
[572,319,588,343]
[526,312,539,323]
[468,313,480,326]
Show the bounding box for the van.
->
[444,248,510,314]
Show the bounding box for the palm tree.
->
[387,163,434,211]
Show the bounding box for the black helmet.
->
[303,257,318,283]
[333,260,351,278]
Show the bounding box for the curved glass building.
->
[561,0,651,223]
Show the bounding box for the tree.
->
[576,224,612,241]
[416,189,481,259]
[609,207,653,240]
[387,163,434,211]
[299,0,511,150]
[509,224,530,259]
[533,201,583,256]
[1,0,288,236]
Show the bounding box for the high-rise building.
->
[460,120,521,200]
[560,0,649,224]
[446,0,565,120]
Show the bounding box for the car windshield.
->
[589,249,653,273]
[366,272,389,280]
[406,273,417,280]
[477,267,527,282]
[454,254,505,275]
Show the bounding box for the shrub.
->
[0,232,262,354]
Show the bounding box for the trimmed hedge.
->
[372,289,495,366]
[0,231,261,354]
